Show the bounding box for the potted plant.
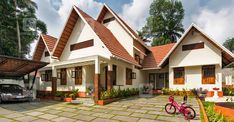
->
[86,87,93,96]
[54,91,63,101]
[71,89,79,100]
[64,93,72,102]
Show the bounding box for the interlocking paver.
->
[92,113,114,119]
[130,113,156,119]
[53,117,76,122]
[92,118,118,122]
[112,115,139,122]
[0,96,200,122]
[26,111,44,116]
[58,111,77,117]
[73,114,96,121]
[14,116,38,122]
[38,114,58,119]
[0,118,11,122]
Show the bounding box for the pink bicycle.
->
[165,96,196,120]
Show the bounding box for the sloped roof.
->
[142,43,175,69]
[158,23,234,68]
[33,34,57,61]
[41,34,57,52]
[75,6,138,65]
[97,4,150,51]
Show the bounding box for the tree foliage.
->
[141,0,184,46]
[0,0,47,58]
[223,38,234,53]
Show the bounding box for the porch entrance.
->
[149,73,169,90]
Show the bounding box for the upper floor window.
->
[173,67,184,84]
[182,42,204,51]
[70,39,94,51]
[134,54,143,65]
[103,17,115,24]
[202,65,215,84]
[44,51,50,57]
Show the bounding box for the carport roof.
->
[0,55,48,77]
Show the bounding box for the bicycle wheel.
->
[184,106,196,119]
[165,103,176,114]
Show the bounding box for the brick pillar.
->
[107,71,113,91]
[94,74,100,102]
[51,77,57,95]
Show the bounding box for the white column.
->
[52,66,57,77]
[95,57,100,74]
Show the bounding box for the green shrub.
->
[162,88,194,96]
[223,87,234,96]
[100,88,139,100]
[55,91,63,97]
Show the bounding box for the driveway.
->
[0,95,201,122]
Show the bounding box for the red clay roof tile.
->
[41,34,57,53]
[142,43,175,69]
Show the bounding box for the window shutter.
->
[202,65,215,84]
[126,68,132,85]
[75,66,82,85]
[60,68,67,85]
[173,67,185,84]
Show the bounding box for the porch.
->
[36,55,135,102]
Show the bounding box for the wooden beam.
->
[14,62,29,71]
[0,58,8,66]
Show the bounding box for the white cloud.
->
[120,0,153,31]
[58,0,102,22]
[192,8,234,44]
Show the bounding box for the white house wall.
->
[169,30,222,91]
[40,48,51,63]
[102,11,134,56]
[59,17,111,61]
[169,31,222,67]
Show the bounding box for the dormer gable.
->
[32,34,57,62]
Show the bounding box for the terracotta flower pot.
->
[64,98,72,102]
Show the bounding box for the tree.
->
[141,0,184,46]
[223,38,234,53]
[0,0,47,58]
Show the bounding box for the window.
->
[131,72,136,79]
[173,67,184,84]
[112,65,117,85]
[70,39,94,51]
[134,54,143,65]
[202,65,215,84]
[103,17,115,24]
[126,68,132,85]
[41,70,52,82]
[60,68,67,85]
[74,66,82,85]
[182,42,204,51]
[44,51,50,57]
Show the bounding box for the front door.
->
[149,73,169,90]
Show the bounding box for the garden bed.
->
[214,102,234,121]
[97,98,121,105]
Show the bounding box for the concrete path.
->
[0,95,201,122]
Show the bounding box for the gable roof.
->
[97,4,150,51]
[75,6,138,65]
[142,43,175,69]
[158,23,234,68]
[32,34,57,61]
[52,6,138,65]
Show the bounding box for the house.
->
[33,4,234,101]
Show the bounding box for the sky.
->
[30,0,234,56]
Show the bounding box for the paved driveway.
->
[0,95,200,122]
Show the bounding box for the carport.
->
[0,55,48,90]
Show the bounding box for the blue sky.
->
[31,0,234,56]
